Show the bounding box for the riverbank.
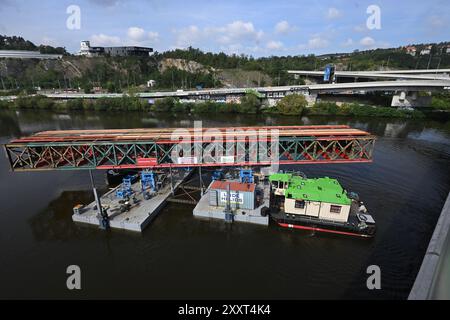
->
[1,94,449,120]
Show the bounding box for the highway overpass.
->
[357,69,450,74]
[2,79,448,108]
[287,70,450,81]
[0,50,63,60]
[40,80,450,99]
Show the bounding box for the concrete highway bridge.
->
[40,79,450,99]
[39,79,450,108]
[287,69,450,81]
[2,69,449,108]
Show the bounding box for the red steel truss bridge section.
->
[4,125,376,171]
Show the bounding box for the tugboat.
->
[268,173,376,238]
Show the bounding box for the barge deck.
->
[72,169,192,232]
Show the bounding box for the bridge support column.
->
[391,91,432,109]
[169,166,174,195]
[199,167,204,196]
[305,93,318,107]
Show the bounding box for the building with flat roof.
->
[79,41,153,57]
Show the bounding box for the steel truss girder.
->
[4,136,375,171]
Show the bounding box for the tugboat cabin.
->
[269,174,351,223]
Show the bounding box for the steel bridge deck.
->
[4,125,376,171]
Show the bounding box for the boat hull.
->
[271,212,376,238]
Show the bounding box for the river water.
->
[0,110,449,299]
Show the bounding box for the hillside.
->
[0,35,449,93]
[0,35,67,55]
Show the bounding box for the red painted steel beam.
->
[4,125,376,171]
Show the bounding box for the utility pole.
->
[427,54,432,69]
[436,57,441,71]
[415,56,421,69]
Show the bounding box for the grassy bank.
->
[0,95,261,114]
[306,101,427,119]
[1,94,445,119]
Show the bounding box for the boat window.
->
[295,200,305,209]
[330,205,341,214]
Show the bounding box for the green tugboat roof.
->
[269,173,351,205]
[269,173,294,183]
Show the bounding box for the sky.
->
[0,0,449,56]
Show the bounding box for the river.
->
[0,109,449,299]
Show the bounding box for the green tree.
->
[152,97,176,112]
[66,99,84,110]
[239,93,261,113]
[106,81,117,93]
[36,97,54,109]
[275,94,307,115]
[82,82,93,94]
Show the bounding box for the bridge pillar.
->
[391,91,431,109]
[305,93,318,107]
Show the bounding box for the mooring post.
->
[199,166,204,196]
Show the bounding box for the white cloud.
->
[274,20,296,34]
[266,40,283,50]
[174,25,201,47]
[327,7,342,19]
[90,33,121,46]
[127,27,146,41]
[216,21,264,43]
[88,0,122,7]
[342,38,354,47]
[147,31,159,42]
[173,20,264,51]
[353,24,366,32]
[360,36,375,47]
[41,36,58,47]
[127,27,159,45]
[90,27,159,47]
[306,36,329,49]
